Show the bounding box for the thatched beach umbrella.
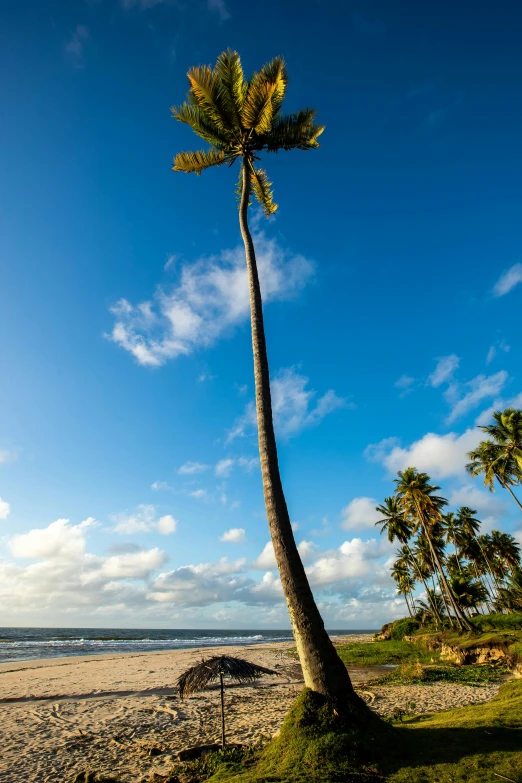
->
[177,655,276,748]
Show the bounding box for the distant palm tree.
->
[467,439,522,512]
[391,560,415,617]
[394,468,472,630]
[496,567,522,612]
[490,530,521,574]
[449,574,488,617]
[415,590,446,627]
[412,535,449,627]
[171,50,358,714]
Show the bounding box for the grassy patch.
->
[371,661,506,686]
[470,612,522,632]
[335,639,438,667]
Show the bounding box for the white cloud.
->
[253,541,277,570]
[112,505,177,536]
[215,458,235,477]
[340,497,380,530]
[486,346,496,365]
[157,515,177,535]
[64,25,89,68]
[0,450,14,464]
[151,480,172,491]
[394,375,415,395]
[366,427,481,479]
[178,461,209,475]
[306,538,392,588]
[99,548,167,579]
[220,527,246,543]
[297,540,317,563]
[427,355,459,387]
[492,263,522,297]
[207,0,230,21]
[228,367,347,442]
[108,230,314,367]
[448,484,506,517]
[475,391,522,426]
[190,489,207,499]
[445,371,508,423]
[0,497,10,520]
[237,456,259,472]
[9,518,96,560]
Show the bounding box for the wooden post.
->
[219,671,226,748]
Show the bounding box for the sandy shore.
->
[0,637,500,783]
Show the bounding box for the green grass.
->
[470,612,522,632]
[196,680,522,783]
[335,639,438,667]
[372,661,507,686]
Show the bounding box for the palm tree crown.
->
[171,49,324,216]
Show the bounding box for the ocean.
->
[0,628,375,664]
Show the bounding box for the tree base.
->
[206,688,399,783]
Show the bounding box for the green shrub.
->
[390,618,420,640]
[470,612,522,632]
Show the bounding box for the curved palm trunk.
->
[500,479,522,512]
[415,505,472,631]
[238,163,361,715]
[405,544,443,627]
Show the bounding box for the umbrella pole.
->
[219,671,226,748]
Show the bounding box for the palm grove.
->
[376,408,522,629]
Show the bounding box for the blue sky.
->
[1,0,521,628]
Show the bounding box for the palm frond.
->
[250,166,278,216]
[257,55,288,118]
[187,65,234,130]
[263,109,325,152]
[171,102,232,147]
[177,655,276,699]
[173,148,226,175]
[215,49,247,125]
[241,75,275,134]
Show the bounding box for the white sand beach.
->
[0,638,500,783]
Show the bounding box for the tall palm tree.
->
[375,496,414,545]
[171,51,358,714]
[394,468,473,630]
[449,574,488,617]
[467,439,522,512]
[479,408,522,474]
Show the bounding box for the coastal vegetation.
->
[375,408,522,628]
[171,49,364,715]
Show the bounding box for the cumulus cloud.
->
[427,355,459,387]
[365,427,481,479]
[228,367,347,442]
[475,391,522,426]
[178,461,209,475]
[111,505,177,536]
[445,371,508,423]
[492,263,522,297]
[220,527,246,543]
[10,518,96,560]
[108,230,314,367]
[253,541,277,570]
[0,496,10,520]
[340,497,380,530]
[306,538,393,589]
[64,25,89,68]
